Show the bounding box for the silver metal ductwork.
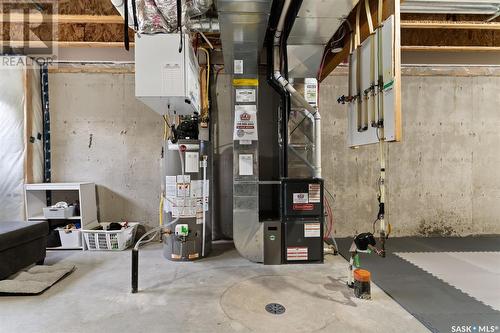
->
[217,0,271,74]
[218,0,272,262]
[286,0,355,78]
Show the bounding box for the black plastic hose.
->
[131,249,138,293]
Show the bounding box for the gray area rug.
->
[336,236,500,333]
[0,264,75,295]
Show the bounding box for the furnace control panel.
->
[282,178,324,218]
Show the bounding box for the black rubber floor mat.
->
[336,236,500,333]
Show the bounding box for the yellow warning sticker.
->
[232,78,259,87]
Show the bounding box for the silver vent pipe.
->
[272,0,321,178]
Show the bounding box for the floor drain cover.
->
[265,303,286,315]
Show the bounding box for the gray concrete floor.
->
[0,242,429,333]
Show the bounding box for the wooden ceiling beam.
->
[401,20,500,30]
[0,41,131,48]
[319,0,398,82]
[402,45,500,52]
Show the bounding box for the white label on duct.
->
[185,152,199,173]
[234,59,243,74]
[293,193,309,204]
[308,184,321,203]
[287,247,308,261]
[235,89,256,103]
[235,104,257,112]
[239,154,253,176]
[239,140,252,145]
[233,107,258,141]
[304,223,321,238]
[166,176,177,197]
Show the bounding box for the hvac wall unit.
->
[135,33,200,115]
[0,56,43,221]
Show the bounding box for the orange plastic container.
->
[353,269,371,299]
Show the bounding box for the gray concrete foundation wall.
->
[49,73,163,226]
[321,67,500,237]
[49,68,500,237]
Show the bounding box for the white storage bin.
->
[83,223,138,251]
[43,206,75,219]
[56,228,82,248]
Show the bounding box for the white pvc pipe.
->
[273,0,321,178]
[314,111,322,178]
[201,156,207,257]
[273,0,292,46]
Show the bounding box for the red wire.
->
[324,196,334,240]
[328,200,334,237]
[327,201,333,238]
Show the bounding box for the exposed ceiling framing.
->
[318,1,500,80]
[1,0,500,65]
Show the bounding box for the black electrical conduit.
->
[265,0,303,179]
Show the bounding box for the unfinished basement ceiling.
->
[401,0,500,15]
[287,0,355,78]
[1,0,500,64]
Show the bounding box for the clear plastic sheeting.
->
[0,56,43,221]
[113,0,213,34]
[0,63,25,221]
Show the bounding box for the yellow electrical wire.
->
[163,114,170,141]
[159,194,164,226]
[198,47,210,122]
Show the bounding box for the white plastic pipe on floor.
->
[273,0,321,178]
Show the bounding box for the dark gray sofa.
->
[0,221,49,280]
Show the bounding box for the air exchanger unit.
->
[135,33,200,115]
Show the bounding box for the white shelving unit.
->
[24,182,99,250]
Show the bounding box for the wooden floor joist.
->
[0,13,123,24]
[402,46,500,52]
[401,20,500,30]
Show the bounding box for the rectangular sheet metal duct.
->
[217,0,272,74]
[286,0,355,78]
[218,0,272,262]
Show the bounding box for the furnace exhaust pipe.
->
[272,0,322,178]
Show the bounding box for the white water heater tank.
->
[135,33,200,115]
